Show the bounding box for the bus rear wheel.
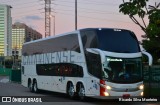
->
[77,83,85,100]
[67,82,75,99]
[33,80,39,93]
[28,81,33,92]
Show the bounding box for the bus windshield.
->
[80,28,140,53]
[102,57,143,83]
[96,29,140,53]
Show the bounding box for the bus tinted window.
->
[22,34,80,56]
[86,52,102,79]
[97,29,140,53]
[36,63,84,77]
[80,29,140,53]
[81,30,98,49]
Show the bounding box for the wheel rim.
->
[68,84,74,97]
[34,82,37,92]
[78,85,85,99]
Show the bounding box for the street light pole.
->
[75,0,77,30]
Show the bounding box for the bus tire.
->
[67,82,75,99]
[28,80,33,92]
[33,80,39,93]
[77,83,85,100]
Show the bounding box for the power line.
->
[12,7,42,13]
[54,11,133,24]
[53,8,122,16]
[53,3,121,15]
[9,0,129,24]
[13,4,42,10]
[11,1,44,20]
[0,0,38,6]
[12,1,39,6]
[0,0,19,4]
[12,8,132,25]
[1,0,138,35]
[7,1,125,19]
[54,0,119,6]
[12,10,44,18]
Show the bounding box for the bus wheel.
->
[78,83,85,100]
[33,81,39,93]
[67,82,75,98]
[28,81,33,92]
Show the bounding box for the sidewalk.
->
[0,76,9,83]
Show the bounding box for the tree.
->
[119,0,160,64]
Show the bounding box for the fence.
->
[143,66,160,96]
[0,67,11,76]
[10,69,21,83]
[0,67,21,83]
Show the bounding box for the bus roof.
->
[23,30,78,45]
[23,28,132,45]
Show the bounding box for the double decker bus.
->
[21,28,152,99]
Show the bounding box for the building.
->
[12,22,42,56]
[0,4,12,56]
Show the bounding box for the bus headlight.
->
[139,85,144,90]
[141,92,143,96]
[106,86,112,90]
[104,92,110,96]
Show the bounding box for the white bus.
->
[21,28,152,100]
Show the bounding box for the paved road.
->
[0,76,159,105]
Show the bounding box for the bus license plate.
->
[123,94,130,98]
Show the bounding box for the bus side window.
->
[36,63,83,77]
[81,30,98,49]
[86,52,101,79]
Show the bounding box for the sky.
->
[0,0,159,41]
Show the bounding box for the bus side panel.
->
[84,76,100,96]
[21,74,28,87]
[21,65,36,87]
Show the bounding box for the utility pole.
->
[44,0,51,37]
[75,0,77,30]
[53,16,55,35]
[50,15,55,36]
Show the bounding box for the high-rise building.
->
[12,22,42,56]
[0,4,12,56]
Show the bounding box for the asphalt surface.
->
[0,76,159,105]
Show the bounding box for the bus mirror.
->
[140,45,153,66]
[142,51,153,66]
